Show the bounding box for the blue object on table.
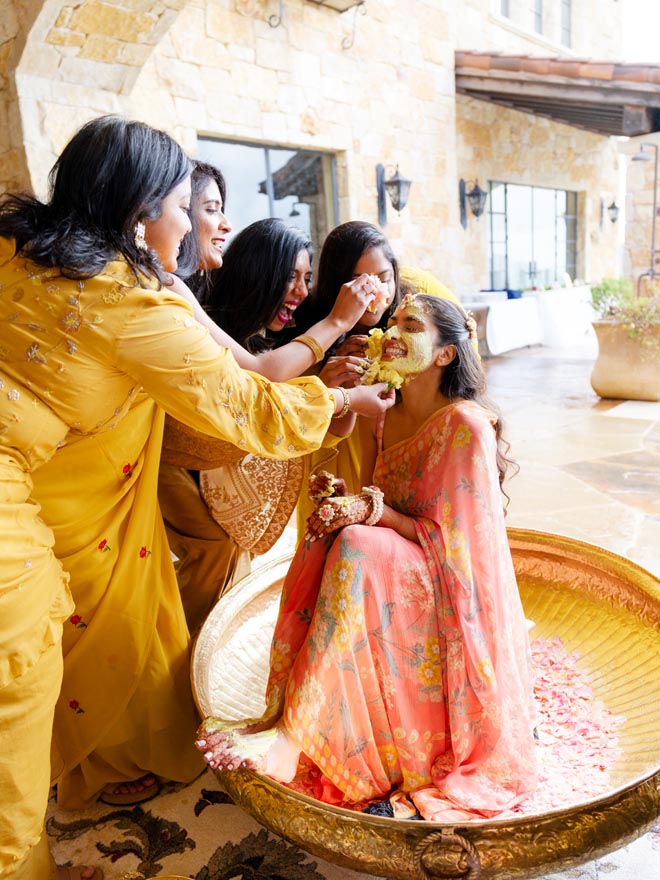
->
[506,289,523,299]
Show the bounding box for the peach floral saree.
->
[266,401,537,820]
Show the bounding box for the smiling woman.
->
[203,218,314,352]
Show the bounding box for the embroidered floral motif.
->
[122,462,136,478]
[7,389,19,401]
[69,614,87,629]
[0,347,7,361]
[60,311,81,332]
[66,339,77,353]
[97,538,111,552]
[101,289,126,305]
[26,343,46,364]
[452,424,472,448]
[68,700,85,714]
[139,546,151,559]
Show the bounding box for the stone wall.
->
[0,0,633,295]
[455,93,623,295]
[457,0,624,58]
[127,0,462,288]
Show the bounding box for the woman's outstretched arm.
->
[167,273,378,382]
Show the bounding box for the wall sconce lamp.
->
[600,198,619,227]
[376,164,412,226]
[459,179,488,229]
[289,201,304,217]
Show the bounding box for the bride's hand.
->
[304,494,371,542]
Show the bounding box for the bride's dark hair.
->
[413,291,518,503]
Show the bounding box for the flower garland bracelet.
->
[362,485,384,525]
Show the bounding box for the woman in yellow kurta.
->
[0,116,393,880]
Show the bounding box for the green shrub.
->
[591,277,660,358]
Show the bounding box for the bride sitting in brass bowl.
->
[196,292,540,821]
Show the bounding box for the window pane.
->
[533,187,557,287]
[489,181,506,213]
[490,213,506,244]
[489,181,578,289]
[530,0,543,33]
[506,185,533,288]
[198,139,336,251]
[561,0,572,47]
[491,242,507,291]
[267,151,331,246]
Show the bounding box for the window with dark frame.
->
[197,138,338,252]
[530,0,543,34]
[488,182,578,291]
[561,0,572,47]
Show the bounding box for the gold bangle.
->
[294,334,325,365]
[331,387,350,419]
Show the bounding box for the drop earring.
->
[134,221,148,251]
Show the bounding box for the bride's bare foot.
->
[195,722,301,783]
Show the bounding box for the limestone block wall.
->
[457,0,624,58]
[4,0,186,196]
[126,0,463,290]
[455,94,623,296]
[2,0,629,296]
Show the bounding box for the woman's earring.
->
[134,221,148,251]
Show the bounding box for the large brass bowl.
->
[191,528,660,880]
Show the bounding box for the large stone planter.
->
[590,320,660,401]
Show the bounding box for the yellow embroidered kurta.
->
[0,236,336,865]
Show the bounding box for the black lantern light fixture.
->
[459,179,488,229]
[600,198,620,227]
[376,164,412,226]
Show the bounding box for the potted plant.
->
[590,277,660,401]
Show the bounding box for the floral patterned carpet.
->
[47,768,660,880]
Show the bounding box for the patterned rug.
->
[47,769,660,880]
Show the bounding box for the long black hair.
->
[176,160,228,295]
[0,115,192,283]
[201,218,312,353]
[293,220,400,341]
[412,292,517,501]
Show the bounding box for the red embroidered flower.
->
[98,538,111,552]
[68,699,85,714]
[139,546,151,559]
[122,462,135,478]
[69,613,87,629]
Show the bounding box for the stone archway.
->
[0,0,185,194]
